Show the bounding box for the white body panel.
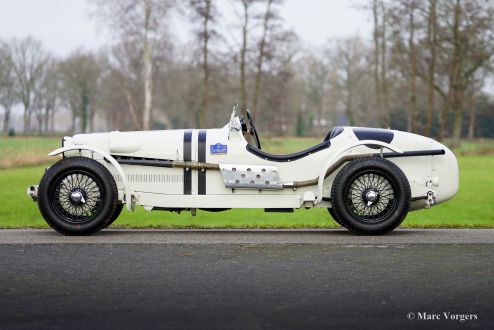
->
[49,115,459,213]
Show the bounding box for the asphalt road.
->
[0,229,493,330]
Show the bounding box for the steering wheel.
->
[246,109,262,150]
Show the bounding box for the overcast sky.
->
[0,0,371,57]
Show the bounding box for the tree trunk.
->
[81,90,89,133]
[379,0,389,127]
[240,0,249,115]
[408,2,419,133]
[50,108,55,133]
[450,0,463,147]
[437,89,451,141]
[372,0,382,116]
[346,66,355,126]
[451,93,464,147]
[44,108,50,133]
[27,109,33,134]
[23,103,30,134]
[143,1,153,130]
[36,113,43,135]
[424,0,437,137]
[252,0,273,117]
[71,112,76,133]
[347,90,354,126]
[123,82,142,130]
[277,108,284,136]
[317,102,323,130]
[2,106,11,134]
[467,94,476,139]
[89,105,95,132]
[199,0,211,127]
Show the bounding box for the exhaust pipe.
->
[27,185,38,202]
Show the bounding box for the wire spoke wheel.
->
[345,170,398,224]
[50,170,104,224]
[331,157,410,235]
[38,157,119,235]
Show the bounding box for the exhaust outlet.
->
[27,185,38,202]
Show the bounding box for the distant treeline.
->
[0,0,493,146]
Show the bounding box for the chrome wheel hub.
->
[69,190,86,205]
[364,189,379,206]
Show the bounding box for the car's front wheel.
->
[331,157,411,235]
[37,156,119,235]
[104,203,123,228]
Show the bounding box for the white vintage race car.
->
[27,108,458,235]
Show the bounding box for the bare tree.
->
[407,0,419,132]
[111,41,144,130]
[98,69,125,131]
[238,0,254,114]
[0,42,18,134]
[372,0,382,121]
[383,0,494,142]
[369,0,392,127]
[433,0,494,144]
[331,37,369,126]
[33,59,59,134]
[379,0,390,127]
[11,37,47,134]
[466,75,488,139]
[303,54,331,131]
[261,32,298,135]
[59,50,103,133]
[252,0,282,117]
[92,0,173,130]
[142,1,154,130]
[449,0,494,145]
[423,0,437,136]
[388,1,421,132]
[190,0,218,127]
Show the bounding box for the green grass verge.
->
[0,136,60,168]
[443,138,494,156]
[1,156,492,228]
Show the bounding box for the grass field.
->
[1,136,493,228]
[0,137,59,168]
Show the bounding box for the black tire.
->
[331,157,411,235]
[37,156,119,235]
[327,208,345,227]
[104,203,124,228]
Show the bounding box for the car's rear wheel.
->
[327,208,345,227]
[38,157,119,235]
[331,157,410,235]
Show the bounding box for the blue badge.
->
[210,143,228,155]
